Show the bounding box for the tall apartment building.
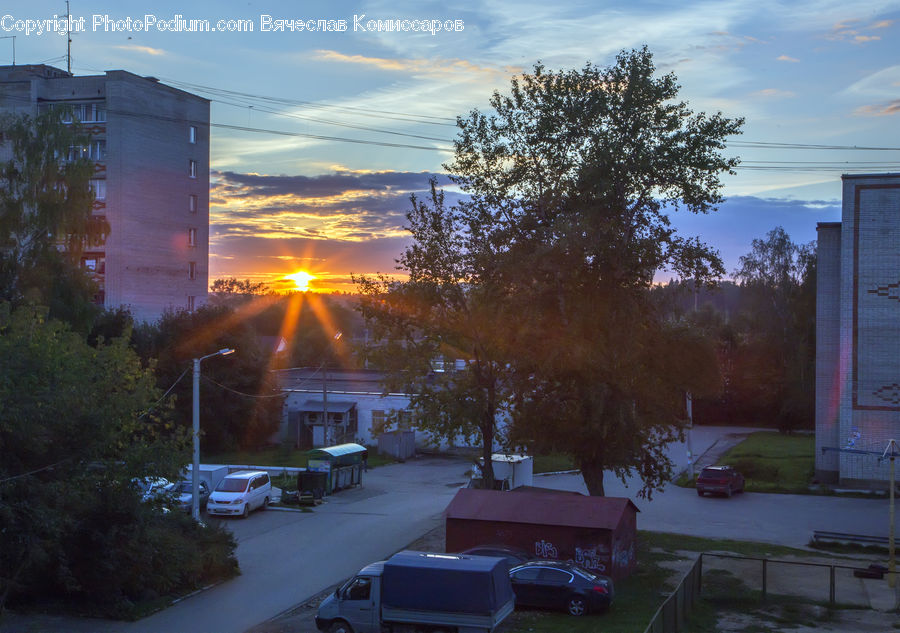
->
[816,173,900,488]
[0,64,210,322]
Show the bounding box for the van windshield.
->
[216,478,249,493]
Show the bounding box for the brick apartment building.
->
[816,173,900,488]
[0,64,210,322]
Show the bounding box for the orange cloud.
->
[777,55,799,63]
[854,100,900,116]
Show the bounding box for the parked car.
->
[207,470,271,518]
[133,477,175,502]
[460,545,532,568]
[508,560,613,616]
[174,479,210,512]
[696,465,745,497]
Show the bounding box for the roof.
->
[445,488,639,530]
[308,443,367,458]
[300,400,356,413]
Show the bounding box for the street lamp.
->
[323,331,342,447]
[192,347,235,521]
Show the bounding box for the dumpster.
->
[306,443,367,495]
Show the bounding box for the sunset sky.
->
[4,1,900,291]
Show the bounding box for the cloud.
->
[208,169,464,260]
[112,44,167,56]
[312,50,518,79]
[854,100,900,116]
[844,65,900,97]
[752,88,796,98]
[777,55,800,62]
[826,19,886,43]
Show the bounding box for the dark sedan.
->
[696,465,745,497]
[460,545,531,567]
[509,560,613,616]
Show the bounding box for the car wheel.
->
[329,620,353,633]
[566,595,587,616]
[241,504,249,518]
[696,489,704,496]
[725,485,733,498]
[261,496,269,510]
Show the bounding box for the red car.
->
[696,465,745,497]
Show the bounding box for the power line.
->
[201,374,286,399]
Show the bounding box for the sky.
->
[3,1,899,291]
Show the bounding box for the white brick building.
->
[0,64,210,322]
[816,173,900,488]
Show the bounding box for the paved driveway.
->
[0,457,471,633]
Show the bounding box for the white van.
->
[207,470,271,518]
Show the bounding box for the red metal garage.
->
[445,488,639,579]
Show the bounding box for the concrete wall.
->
[836,174,900,487]
[815,222,841,482]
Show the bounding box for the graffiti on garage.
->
[534,540,558,559]
[612,541,634,570]
[574,544,609,572]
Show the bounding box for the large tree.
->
[733,226,816,432]
[444,48,740,497]
[135,304,285,453]
[356,184,512,486]
[0,304,237,617]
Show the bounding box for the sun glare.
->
[285,270,316,291]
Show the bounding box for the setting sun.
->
[285,270,316,291]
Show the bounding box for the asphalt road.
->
[1,427,891,633]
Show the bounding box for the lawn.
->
[720,431,815,494]
[501,531,833,633]
[678,431,815,494]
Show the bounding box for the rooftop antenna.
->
[66,0,72,74]
[0,36,14,65]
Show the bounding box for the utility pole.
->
[885,439,898,589]
[66,1,71,75]
[686,392,694,480]
[322,331,342,447]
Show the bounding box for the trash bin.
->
[306,443,367,495]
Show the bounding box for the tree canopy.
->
[0,304,237,616]
[360,47,741,496]
[0,108,107,326]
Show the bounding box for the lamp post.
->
[192,348,235,521]
[322,331,342,447]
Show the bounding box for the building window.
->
[189,160,197,178]
[188,228,197,247]
[189,194,198,213]
[58,102,106,123]
[89,179,106,200]
[189,125,197,144]
[189,261,196,280]
[187,296,195,311]
[68,140,106,161]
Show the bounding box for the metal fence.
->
[642,556,702,633]
[644,553,893,633]
[699,552,890,608]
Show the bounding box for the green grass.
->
[531,454,576,474]
[501,531,868,633]
[677,431,815,494]
[503,532,679,633]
